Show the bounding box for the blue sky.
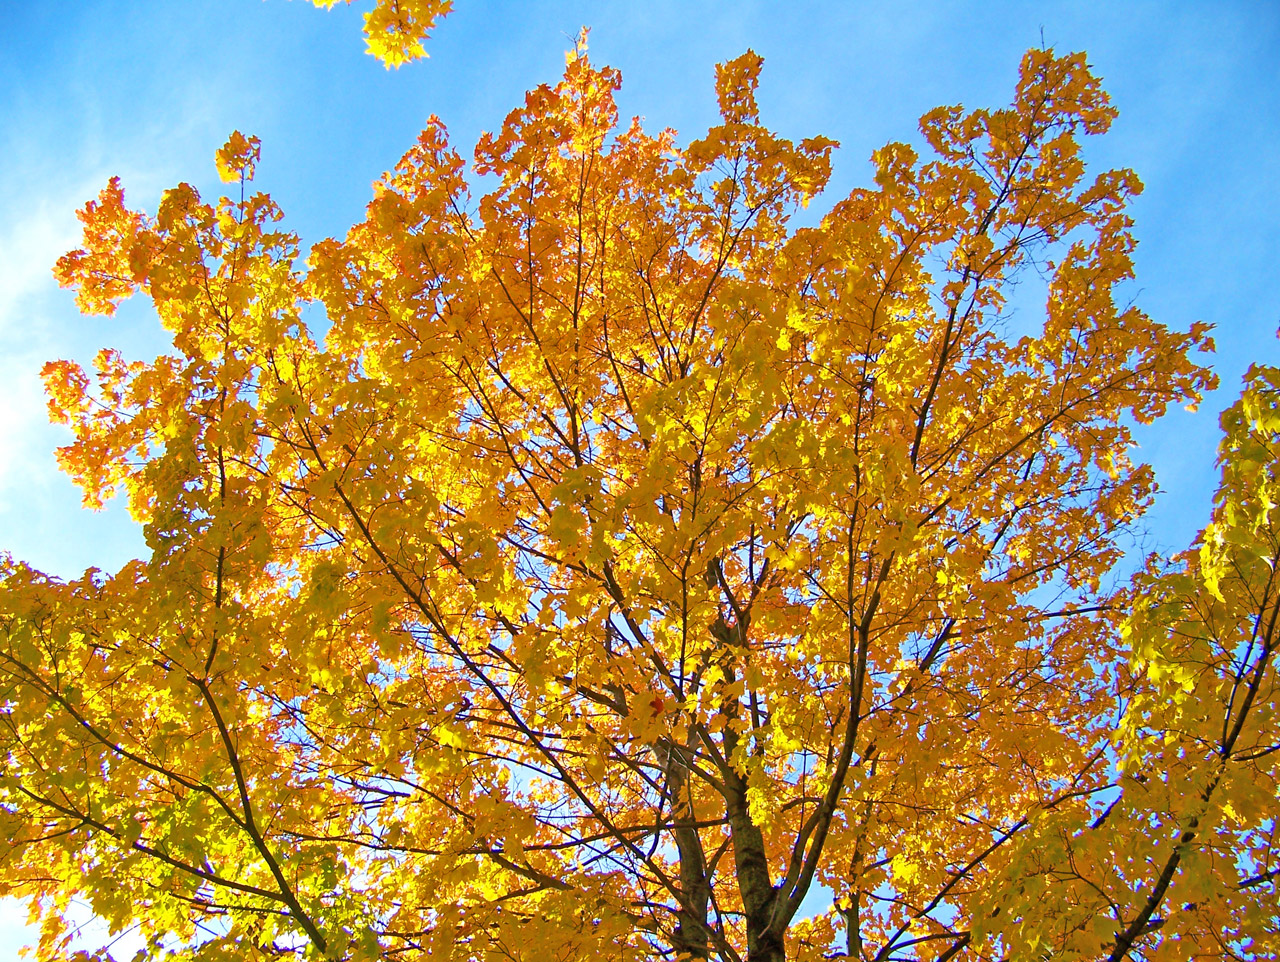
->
[0,0,1276,954]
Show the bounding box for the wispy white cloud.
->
[0,178,99,518]
[0,900,34,957]
[0,32,241,577]
[0,191,85,333]
[0,897,145,961]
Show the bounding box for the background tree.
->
[0,23,1274,962]
[980,355,1280,961]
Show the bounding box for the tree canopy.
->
[0,15,1277,962]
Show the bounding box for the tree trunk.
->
[746,920,786,962]
[665,743,711,959]
[724,724,785,962]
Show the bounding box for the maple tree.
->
[2,20,1278,962]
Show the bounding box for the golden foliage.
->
[309,0,452,66]
[3,34,1273,962]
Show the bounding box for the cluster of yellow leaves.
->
[2,34,1269,962]
[308,0,453,66]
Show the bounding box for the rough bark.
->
[666,742,712,959]
[724,724,784,962]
